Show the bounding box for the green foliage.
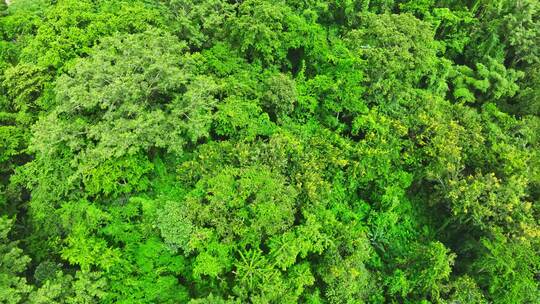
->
[164,0,235,50]
[1,0,539,303]
[28,270,107,304]
[472,233,540,303]
[230,0,304,65]
[18,0,168,71]
[448,58,522,104]
[0,217,32,303]
[34,29,208,160]
[447,276,487,304]
[346,12,448,106]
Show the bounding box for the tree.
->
[0,217,32,303]
[1,1,539,303]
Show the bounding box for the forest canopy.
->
[0,0,539,303]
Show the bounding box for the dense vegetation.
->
[0,0,538,303]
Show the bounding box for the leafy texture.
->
[0,0,538,303]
